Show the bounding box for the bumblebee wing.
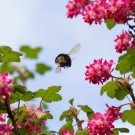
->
[55,66,62,73]
[68,43,81,55]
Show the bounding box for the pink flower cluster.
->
[66,0,90,18]
[114,31,134,53]
[61,129,74,135]
[0,73,13,99]
[20,105,46,133]
[66,0,135,24]
[87,104,122,135]
[0,114,13,135]
[85,59,114,84]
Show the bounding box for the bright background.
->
[0,0,134,134]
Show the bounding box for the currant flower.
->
[83,0,106,25]
[105,0,133,23]
[105,104,122,123]
[66,0,90,18]
[114,31,132,53]
[85,59,114,84]
[87,112,114,135]
[0,73,14,99]
[19,105,47,133]
[61,129,74,135]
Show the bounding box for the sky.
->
[0,0,134,134]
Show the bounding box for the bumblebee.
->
[55,43,81,72]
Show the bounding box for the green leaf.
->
[122,109,135,125]
[60,110,68,121]
[75,129,89,135]
[116,48,135,74]
[59,122,74,134]
[69,98,74,106]
[100,81,116,98]
[131,69,135,78]
[34,86,62,103]
[77,105,94,119]
[12,84,26,94]
[19,128,29,135]
[0,46,22,62]
[100,81,129,100]
[44,113,53,120]
[113,129,119,135]
[0,62,14,73]
[104,19,116,29]
[115,128,129,133]
[36,63,52,74]
[20,45,42,59]
[10,90,34,104]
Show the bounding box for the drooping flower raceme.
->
[61,129,74,135]
[114,31,132,53]
[83,0,106,25]
[0,114,13,135]
[19,105,47,133]
[105,0,133,23]
[87,104,122,135]
[105,104,122,122]
[66,0,90,18]
[85,59,114,84]
[0,73,14,99]
[66,0,135,24]
[88,112,114,135]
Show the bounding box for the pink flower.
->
[88,104,122,135]
[105,0,133,23]
[0,124,13,135]
[66,0,90,18]
[19,105,47,133]
[83,0,106,25]
[114,31,132,53]
[61,129,74,135]
[88,112,114,135]
[0,73,13,99]
[105,104,122,122]
[85,59,114,84]
[0,114,6,122]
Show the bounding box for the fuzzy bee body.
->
[55,43,81,72]
[55,54,71,68]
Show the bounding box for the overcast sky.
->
[0,0,134,134]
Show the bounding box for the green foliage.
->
[122,109,135,125]
[59,122,74,134]
[100,81,129,100]
[69,98,74,106]
[116,48,135,74]
[20,45,42,59]
[36,63,52,74]
[13,84,26,94]
[10,89,34,104]
[0,46,22,62]
[19,128,29,135]
[60,110,68,121]
[104,19,116,30]
[77,105,94,119]
[75,129,89,135]
[0,62,14,73]
[34,86,62,103]
[114,128,129,133]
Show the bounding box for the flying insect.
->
[55,43,81,72]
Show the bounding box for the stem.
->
[71,110,83,130]
[40,98,43,107]
[17,100,20,114]
[110,75,122,79]
[5,99,19,135]
[128,88,135,104]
